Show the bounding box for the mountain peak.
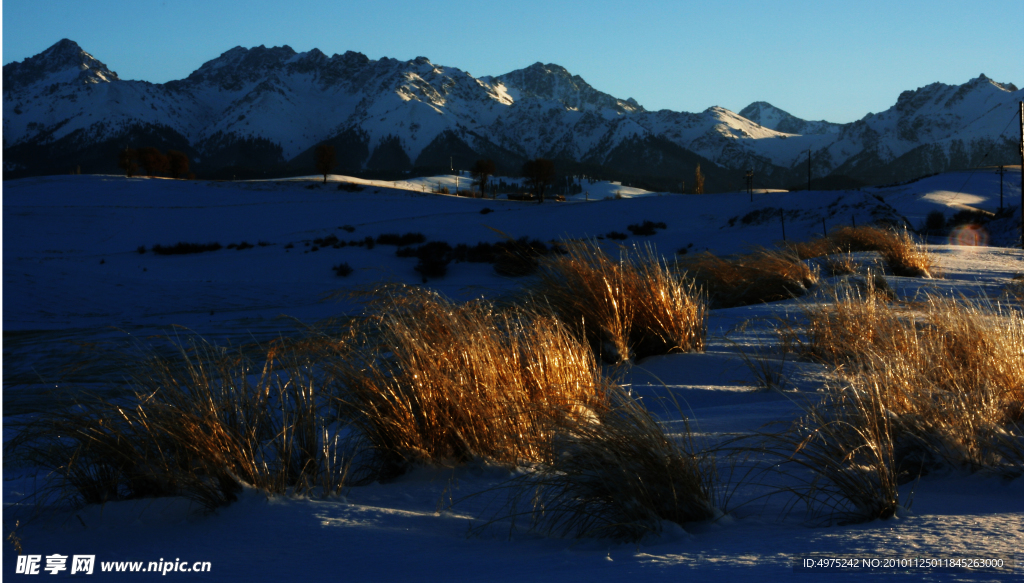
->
[177,44,300,89]
[497,62,642,114]
[972,73,1018,92]
[738,101,840,135]
[2,38,118,90]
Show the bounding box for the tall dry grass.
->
[737,380,901,525]
[828,226,936,278]
[680,248,818,309]
[487,385,717,541]
[8,337,353,510]
[795,288,1024,473]
[785,225,937,278]
[329,286,610,478]
[528,242,706,363]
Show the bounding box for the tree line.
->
[118,147,192,179]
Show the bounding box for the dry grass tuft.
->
[822,252,860,276]
[9,337,353,511]
[491,385,717,541]
[784,237,837,261]
[329,286,610,478]
[785,226,937,279]
[740,379,902,525]
[795,290,1024,473]
[828,226,936,278]
[680,248,818,309]
[528,242,706,363]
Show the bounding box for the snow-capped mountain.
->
[4,40,1021,189]
[738,102,842,136]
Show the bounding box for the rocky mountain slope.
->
[4,40,1021,189]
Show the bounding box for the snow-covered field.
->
[3,169,1023,581]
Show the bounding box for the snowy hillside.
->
[4,40,1021,188]
[4,170,1024,580]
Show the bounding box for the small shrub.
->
[137,245,146,254]
[333,263,354,277]
[948,209,991,228]
[341,225,356,233]
[493,237,550,277]
[337,182,364,192]
[627,220,667,236]
[480,207,493,215]
[923,210,946,232]
[414,241,453,279]
[151,242,222,255]
[605,231,628,240]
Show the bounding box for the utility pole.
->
[1019,102,1023,249]
[745,169,754,202]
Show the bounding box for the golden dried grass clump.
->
[784,237,838,261]
[785,226,936,279]
[331,286,610,475]
[529,242,706,363]
[747,380,902,525]
[493,386,717,541]
[828,225,936,278]
[681,248,819,309]
[9,338,352,510]
[799,291,1024,472]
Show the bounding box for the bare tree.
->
[471,159,496,197]
[694,164,705,194]
[522,158,556,202]
[315,144,336,184]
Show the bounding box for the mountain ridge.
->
[4,39,1021,190]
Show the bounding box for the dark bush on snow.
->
[923,211,946,233]
[493,237,554,277]
[151,242,223,255]
[414,242,454,279]
[627,220,667,236]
